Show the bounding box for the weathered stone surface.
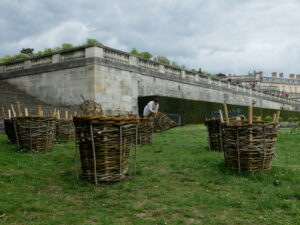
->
[0,46,299,115]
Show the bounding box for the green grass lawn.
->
[0,125,300,225]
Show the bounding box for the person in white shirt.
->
[143,99,159,117]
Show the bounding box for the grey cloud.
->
[1,0,300,75]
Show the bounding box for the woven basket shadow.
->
[74,115,139,184]
[15,117,56,152]
[4,119,17,144]
[205,119,223,151]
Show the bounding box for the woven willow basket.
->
[222,121,278,172]
[138,118,154,145]
[56,119,75,141]
[15,117,56,152]
[73,115,139,184]
[205,119,223,151]
[153,112,177,132]
[4,118,17,144]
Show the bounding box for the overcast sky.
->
[1,0,300,76]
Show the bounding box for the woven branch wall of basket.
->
[153,112,177,133]
[222,121,278,172]
[15,117,56,152]
[138,118,154,145]
[73,115,139,184]
[56,119,75,141]
[4,119,17,144]
[205,119,223,152]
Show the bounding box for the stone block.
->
[85,46,104,58]
[52,54,60,64]
[24,60,32,69]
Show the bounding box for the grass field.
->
[0,125,300,225]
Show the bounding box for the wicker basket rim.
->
[73,115,139,125]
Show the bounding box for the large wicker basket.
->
[4,118,17,144]
[73,115,139,184]
[15,117,56,152]
[153,112,177,132]
[56,119,75,141]
[138,118,154,145]
[205,119,222,151]
[222,121,278,172]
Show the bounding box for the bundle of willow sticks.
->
[73,115,139,184]
[4,118,17,144]
[15,117,56,152]
[153,112,177,132]
[56,119,75,141]
[138,118,154,145]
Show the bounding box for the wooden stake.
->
[37,105,42,117]
[248,105,253,144]
[25,108,29,116]
[276,111,281,123]
[11,104,16,117]
[248,106,253,125]
[219,109,224,123]
[8,109,11,119]
[256,116,262,121]
[65,111,68,120]
[223,104,229,125]
[57,110,61,120]
[273,113,277,123]
[53,108,57,117]
[17,101,23,117]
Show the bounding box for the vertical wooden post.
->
[223,104,229,125]
[11,104,16,117]
[57,110,61,120]
[17,101,23,117]
[219,109,224,123]
[272,113,277,123]
[276,111,281,123]
[248,105,253,144]
[8,109,12,119]
[65,111,68,120]
[25,108,29,116]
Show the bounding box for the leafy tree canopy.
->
[130,48,153,59]
[155,56,170,65]
[20,48,34,56]
[86,38,103,46]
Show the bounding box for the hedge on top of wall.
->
[138,96,300,124]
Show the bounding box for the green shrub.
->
[86,38,103,46]
[61,43,73,50]
[288,117,295,122]
[264,116,273,121]
[293,117,299,121]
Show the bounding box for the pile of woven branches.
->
[80,100,102,116]
[138,118,154,145]
[56,119,75,141]
[73,115,139,184]
[15,117,56,152]
[4,118,17,144]
[205,119,223,151]
[153,112,177,132]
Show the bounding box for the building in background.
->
[217,71,300,101]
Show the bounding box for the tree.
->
[20,48,34,56]
[155,56,170,65]
[86,38,103,46]
[139,51,152,59]
[61,43,73,50]
[130,48,153,59]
